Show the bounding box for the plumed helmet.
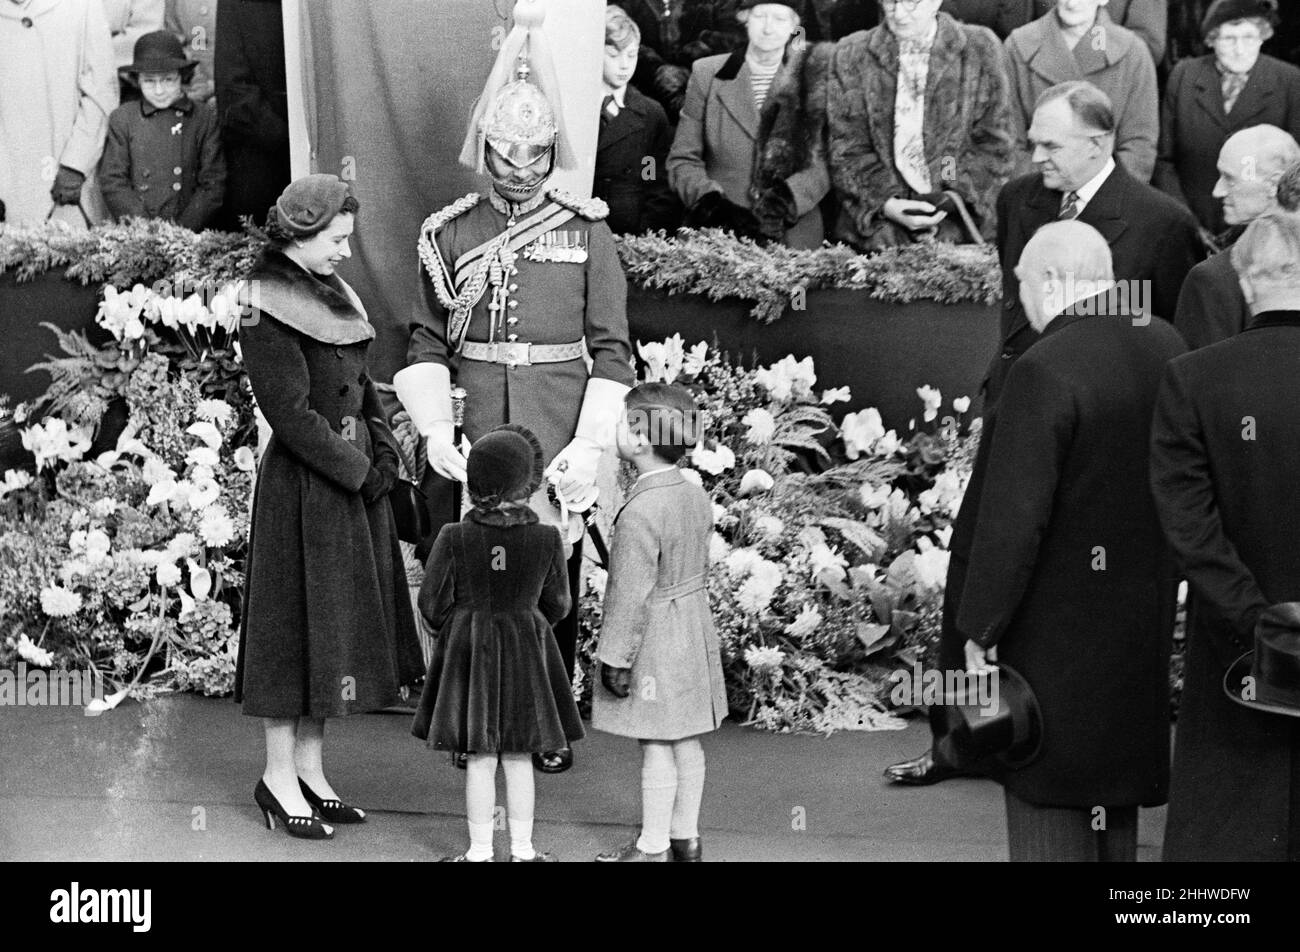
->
[481,60,558,169]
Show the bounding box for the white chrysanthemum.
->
[913,541,951,592]
[785,604,823,639]
[16,633,55,668]
[678,467,704,486]
[711,502,727,523]
[90,497,118,519]
[754,514,785,539]
[741,408,776,445]
[744,644,786,673]
[167,532,198,560]
[736,560,782,614]
[198,507,235,548]
[708,532,731,564]
[194,399,233,426]
[141,455,175,486]
[807,542,848,584]
[186,446,220,469]
[156,561,182,588]
[40,586,83,618]
[724,546,762,578]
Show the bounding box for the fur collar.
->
[864,12,968,76]
[753,41,831,236]
[466,505,540,528]
[249,249,375,345]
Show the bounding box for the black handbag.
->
[388,477,433,546]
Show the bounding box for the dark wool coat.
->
[1150,312,1300,862]
[1005,9,1159,182]
[1031,0,1166,65]
[667,48,831,249]
[407,194,635,469]
[1155,54,1300,234]
[825,13,1014,250]
[1173,247,1252,350]
[626,0,748,119]
[957,299,1189,808]
[594,86,682,235]
[235,250,423,718]
[98,95,225,229]
[214,0,289,228]
[411,508,583,754]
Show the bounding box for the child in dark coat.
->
[593,383,728,862]
[412,424,583,862]
[98,31,225,230]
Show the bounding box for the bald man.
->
[1175,125,1300,350]
[956,221,1188,861]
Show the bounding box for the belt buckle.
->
[492,341,530,366]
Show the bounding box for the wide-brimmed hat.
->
[945,663,1043,768]
[267,174,353,239]
[122,30,197,77]
[467,424,544,509]
[1223,602,1300,718]
[1202,0,1279,38]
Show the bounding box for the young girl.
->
[411,424,583,862]
[593,383,728,862]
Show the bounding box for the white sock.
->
[466,820,495,862]
[670,738,706,840]
[510,817,535,860]
[637,741,677,854]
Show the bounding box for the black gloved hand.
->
[50,166,86,206]
[686,191,765,241]
[752,179,798,238]
[361,462,396,504]
[600,662,632,699]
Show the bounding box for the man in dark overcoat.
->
[213,0,289,229]
[1151,210,1300,862]
[885,80,1201,785]
[956,220,1187,861]
[1174,124,1299,349]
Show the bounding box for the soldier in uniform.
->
[394,8,635,776]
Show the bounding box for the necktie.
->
[600,94,617,127]
[1058,191,1081,221]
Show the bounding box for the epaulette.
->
[419,192,482,237]
[546,187,609,221]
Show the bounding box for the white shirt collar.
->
[635,465,677,482]
[602,84,627,108]
[1071,156,1116,209]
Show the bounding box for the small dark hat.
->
[1202,0,1279,38]
[944,663,1043,768]
[1223,602,1300,717]
[267,174,353,239]
[467,424,544,510]
[122,30,197,77]
[735,0,822,42]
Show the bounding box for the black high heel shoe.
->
[298,778,366,823]
[254,779,334,840]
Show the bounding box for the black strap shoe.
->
[882,749,965,786]
[533,747,573,774]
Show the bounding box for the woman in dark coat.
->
[1155,0,1300,235]
[235,174,423,839]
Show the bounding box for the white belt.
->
[460,340,584,366]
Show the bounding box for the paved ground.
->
[0,694,1166,862]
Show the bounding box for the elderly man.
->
[884,80,1200,787]
[957,220,1187,861]
[1174,125,1300,349]
[1151,210,1300,861]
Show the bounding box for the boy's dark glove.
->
[600,662,632,699]
[50,166,85,205]
[361,460,397,504]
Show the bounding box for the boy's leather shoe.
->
[670,837,702,862]
[594,839,669,862]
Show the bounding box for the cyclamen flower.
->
[16,633,55,668]
[821,386,851,406]
[742,408,776,445]
[689,443,735,475]
[918,468,967,516]
[840,408,885,460]
[785,604,823,639]
[20,418,93,471]
[744,644,786,673]
[738,468,774,495]
[917,385,943,423]
[96,285,148,341]
[0,469,33,499]
[913,538,951,592]
[637,335,685,384]
[754,355,816,403]
[860,482,891,511]
[40,586,83,618]
[807,542,848,584]
[199,507,235,548]
[682,341,709,377]
[875,430,902,457]
[952,396,971,414]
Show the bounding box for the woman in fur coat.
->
[825,1,1014,250]
[667,0,831,248]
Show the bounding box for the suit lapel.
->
[716,57,759,141]
[1025,19,1083,86]
[598,103,640,152]
[1191,58,1230,132]
[1077,164,1130,245]
[1224,63,1275,126]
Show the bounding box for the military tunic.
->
[406,188,635,467]
[98,94,225,229]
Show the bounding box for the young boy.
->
[594,6,682,235]
[99,30,225,230]
[593,382,727,862]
